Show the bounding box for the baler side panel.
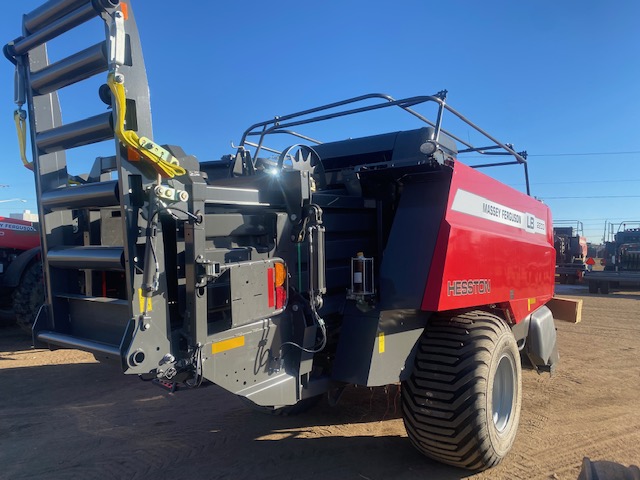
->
[422,162,555,322]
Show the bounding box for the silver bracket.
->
[13,58,25,107]
[195,255,221,288]
[108,9,126,72]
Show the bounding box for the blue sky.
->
[1,1,639,242]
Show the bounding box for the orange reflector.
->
[127,146,141,161]
[120,2,129,20]
[274,262,286,287]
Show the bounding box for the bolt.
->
[292,304,299,312]
[290,214,297,222]
[161,353,175,364]
[179,191,189,202]
[143,323,150,331]
[114,74,124,83]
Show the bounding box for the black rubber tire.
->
[401,310,522,471]
[12,261,44,334]
[239,394,322,416]
[588,281,598,294]
[599,281,610,294]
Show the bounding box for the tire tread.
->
[401,310,520,471]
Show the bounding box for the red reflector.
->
[275,286,286,310]
[267,267,275,308]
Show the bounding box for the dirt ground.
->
[1,285,639,480]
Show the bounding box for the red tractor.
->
[0,217,43,332]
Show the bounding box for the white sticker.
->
[0,222,36,232]
[451,189,546,235]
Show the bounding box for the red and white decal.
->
[451,189,546,235]
[0,221,36,232]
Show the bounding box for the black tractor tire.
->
[239,394,322,416]
[12,261,44,334]
[588,280,598,294]
[401,310,522,471]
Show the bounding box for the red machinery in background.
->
[553,221,587,284]
[0,217,43,331]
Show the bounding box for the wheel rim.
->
[492,354,515,433]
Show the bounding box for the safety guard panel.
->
[422,162,555,322]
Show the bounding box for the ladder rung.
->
[48,246,124,271]
[41,180,119,210]
[57,293,130,347]
[24,0,93,34]
[31,42,107,95]
[56,293,128,305]
[36,330,120,358]
[12,1,113,57]
[36,112,113,153]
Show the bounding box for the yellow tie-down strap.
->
[14,110,33,171]
[107,73,186,178]
[15,110,88,186]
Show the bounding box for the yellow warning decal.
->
[138,288,152,312]
[378,332,385,354]
[212,336,245,355]
[528,297,537,311]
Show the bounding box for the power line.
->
[509,179,640,188]
[465,150,640,160]
[533,179,640,185]
[583,217,631,222]
[541,195,640,199]
[529,150,640,157]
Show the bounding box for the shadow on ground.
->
[0,359,471,480]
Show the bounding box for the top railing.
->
[238,90,531,195]
[553,220,585,237]
[604,221,640,243]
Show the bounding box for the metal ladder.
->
[6,0,172,365]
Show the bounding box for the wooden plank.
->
[547,296,582,323]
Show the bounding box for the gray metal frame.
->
[6,0,544,409]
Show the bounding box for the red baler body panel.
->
[0,217,40,251]
[422,162,555,323]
